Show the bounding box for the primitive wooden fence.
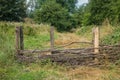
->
[15,26,120,66]
[15,26,99,55]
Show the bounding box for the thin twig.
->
[54,41,93,49]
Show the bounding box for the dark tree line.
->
[0,0,120,31]
[88,0,120,25]
[0,0,26,21]
[33,0,78,31]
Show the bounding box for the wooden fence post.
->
[50,26,54,52]
[15,26,20,54]
[20,26,24,50]
[93,27,99,53]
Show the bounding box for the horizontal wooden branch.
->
[20,49,51,54]
[52,48,93,54]
[19,45,120,54]
[20,48,94,54]
[100,44,120,47]
[54,41,93,49]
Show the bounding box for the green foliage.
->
[27,0,79,31]
[16,70,47,80]
[27,0,120,28]
[101,26,120,45]
[24,27,36,36]
[0,24,15,65]
[0,0,26,21]
[81,13,91,26]
[1,22,120,80]
[28,0,77,13]
[88,0,120,25]
[24,34,50,49]
[74,4,91,26]
[34,0,74,31]
[0,22,69,80]
[75,25,93,36]
[56,0,78,13]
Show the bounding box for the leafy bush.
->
[24,27,36,36]
[34,0,74,31]
[101,26,120,45]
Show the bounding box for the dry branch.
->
[54,41,93,49]
[20,49,51,54]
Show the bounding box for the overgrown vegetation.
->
[88,0,120,25]
[0,0,120,80]
[27,0,120,31]
[34,0,73,31]
[1,0,120,31]
[101,26,120,45]
[0,22,67,80]
[0,0,26,21]
[0,22,120,80]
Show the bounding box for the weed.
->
[0,21,120,80]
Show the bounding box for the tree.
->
[87,0,120,25]
[28,0,78,14]
[26,0,37,18]
[88,0,111,25]
[74,4,91,26]
[0,0,26,21]
[56,0,78,13]
[110,0,120,24]
[34,0,73,31]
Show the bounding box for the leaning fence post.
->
[15,26,20,54]
[93,27,99,53]
[20,26,24,50]
[50,26,54,52]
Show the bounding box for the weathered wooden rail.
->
[15,26,120,66]
[15,26,99,54]
[17,45,120,66]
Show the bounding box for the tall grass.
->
[0,22,120,80]
[101,26,120,45]
[0,22,69,80]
